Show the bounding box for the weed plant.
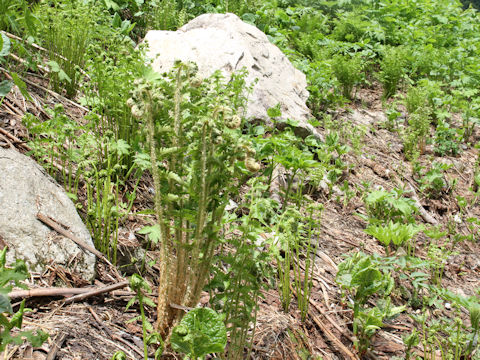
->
[0,248,48,351]
[403,105,432,160]
[209,179,271,359]
[336,252,405,355]
[36,0,96,98]
[365,221,423,256]
[270,203,321,319]
[434,121,461,156]
[84,35,146,157]
[411,290,480,360]
[127,62,255,338]
[0,0,36,34]
[415,162,453,199]
[24,108,143,264]
[378,46,408,99]
[126,274,163,360]
[363,188,417,225]
[331,54,363,100]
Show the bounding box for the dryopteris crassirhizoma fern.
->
[127,61,259,338]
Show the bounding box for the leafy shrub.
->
[332,54,363,100]
[403,105,432,160]
[405,85,427,115]
[36,0,98,98]
[416,162,453,199]
[332,13,368,43]
[461,102,480,143]
[364,188,417,225]
[377,46,408,99]
[336,252,405,354]
[127,63,255,337]
[0,248,48,351]
[208,179,271,360]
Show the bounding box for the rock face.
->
[0,147,96,281]
[144,13,321,139]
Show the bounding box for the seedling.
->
[336,252,404,354]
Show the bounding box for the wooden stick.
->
[46,332,67,360]
[19,75,90,112]
[36,212,111,265]
[0,128,30,150]
[9,287,90,300]
[290,285,359,360]
[407,183,438,225]
[63,280,128,304]
[87,306,144,357]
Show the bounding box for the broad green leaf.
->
[104,0,120,10]
[0,294,12,314]
[171,307,227,358]
[138,224,161,244]
[46,61,71,83]
[10,73,31,101]
[0,34,10,57]
[365,190,387,205]
[267,106,282,118]
[0,80,12,97]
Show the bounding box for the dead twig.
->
[87,306,144,357]
[18,74,90,112]
[63,280,129,304]
[407,183,438,225]
[290,285,359,360]
[0,128,30,150]
[36,212,125,281]
[36,212,111,265]
[46,332,67,360]
[9,287,91,300]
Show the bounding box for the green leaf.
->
[46,61,71,83]
[0,34,10,57]
[104,0,120,10]
[138,225,161,244]
[10,73,31,101]
[111,351,127,360]
[112,12,122,28]
[0,81,12,97]
[0,294,12,314]
[23,330,48,347]
[171,308,227,359]
[267,106,282,118]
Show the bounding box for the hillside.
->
[1,0,480,359]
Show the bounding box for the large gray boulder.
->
[144,13,321,139]
[0,147,96,281]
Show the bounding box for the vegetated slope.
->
[1,0,480,359]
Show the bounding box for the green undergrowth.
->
[1,0,480,358]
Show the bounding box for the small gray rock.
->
[0,147,96,281]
